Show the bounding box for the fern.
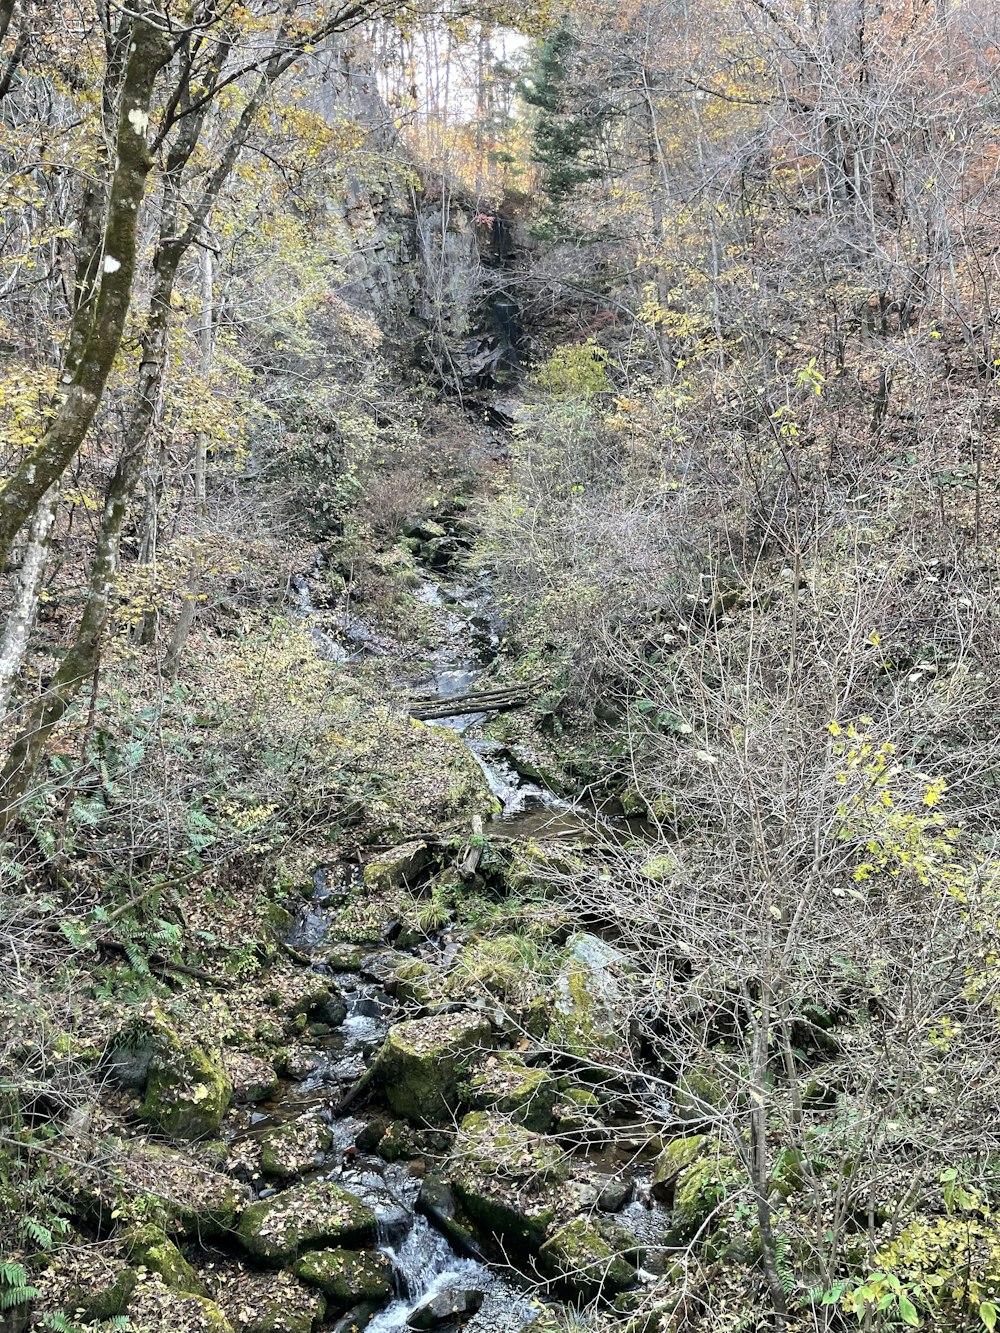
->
[775,1234,797,1299]
[0,1260,40,1309]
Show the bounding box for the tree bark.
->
[0,11,170,574]
[0,484,59,719]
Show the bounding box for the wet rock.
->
[548,933,634,1064]
[538,1218,636,1299]
[260,1114,333,1180]
[123,1223,208,1296]
[463,1054,556,1131]
[375,1012,492,1122]
[329,1301,381,1333]
[407,1287,485,1329]
[294,1248,393,1306]
[363,841,433,893]
[650,1135,709,1203]
[448,1111,567,1249]
[416,1175,486,1262]
[597,1177,634,1213]
[108,1000,232,1140]
[325,945,369,972]
[359,949,413,988]
[377,1119,421,1161]
[237,1179,377,1265]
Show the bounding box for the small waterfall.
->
[366,1216,491,1333]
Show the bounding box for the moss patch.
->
[237,1179,376,1265]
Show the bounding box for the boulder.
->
[124,1224,208,1296]
[363,841,432,893]
[547,933,633,1063]
[73,1140,249,1236]
[226,1051,280,1105]
[538,1218,636,1299]
[448,1111,568,1249]
[260,1114,332,1181]
[375,1012,492,1122]
[294,1248,393,1306]
[407,1287,484,1329]
[237,1180,376,1265]
[245,1281,326,1333]
[463,1054,557,1131]
[650,1135,709,1203]
[109,1000,232,1140]
[670,1152,738,1243]
[126,1275,234,1332]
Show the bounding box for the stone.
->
[124,1224,208,1296]
[674,1064,723,1124]
[237,1180,377,1265]
[463,1054,557,1131]
[246,1283,326,1333]
[294,1248,393,1306]
[73,1140,249,1236]
[363,840,432,893]
[375,1012,492,1122]
[227,1051,280,1105]
[407,1287,484,1329]
[598,1177,634,1213]
[538,1218,636,1299]
[650,1135,709,1203]
[393,960,439,1006]
[448,1111,568,1249]
[670,1153,737,1242]
[548,933,634,1063]
[109,1000,233,1140]
[260,1114,332,1180]
[62,1265,138,1321]
[127,1275,235,1332]
[324,945,369,972]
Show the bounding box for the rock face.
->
[463,1054,556,1131]
[547,933,634,1062]
[237,1180,377,1265]
[109,1000,232,1140]
[294,1248,393,1305]
[375,1012,492,1122]
[650,1135,709,1203]
[448,1111,568,1249]
[538,1218,636,1299]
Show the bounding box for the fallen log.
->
[409,682,538,720]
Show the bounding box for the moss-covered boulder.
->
[127,1275,235,1331]
[548,933,634,1063]
[226,1051,280,1105]
[448,1111,568,1249]
[108,1000,232,1140]
[538,1218,636,1299]
[294,1248,393,1306]
[259,1114,332,1180]
[74,1140,249,1237]
[363,840,433,892]
[674,1064,723,1124]
[237,1180,376,1265]
[650,1135,709,1202]
[553,1086,605,1138]
[375,1012,492,1122]
[60,1264,138,1322]
[670,1153,738,1243]
[124,1224,208,1296]
[246,1286,326,1333]
[463,1054,557,1131]
[393,959,440,1006]
[505,839,585,893]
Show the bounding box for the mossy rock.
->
[259,1114,332,1181]
[670,1153,738,1243]
[448,1111,568,1249]
[375,1011,492,1122]
[324,944,368,972]
[463,1054,557,1131]
[124,1224,208,1296]
[769,1146,805,1199]
[294,1248,393,1306]
[377,1120,421,1162]
[245,1283,326,1333]
[548,933,633,1063]
[674,1064,723,1124]
[73,1140,249,1237]
[393,959,440,1006]
[505,838,584,892]
[237,1179,376,1265]
[651,1135,709,1203]
[363,840,433,893]
[538,1218,636,1299]
[113,1001,233,1140]
[226,1051,280,1105]
[127,1275,235,1331]
[63,1264,138,1321]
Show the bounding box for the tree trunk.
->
[0,484,59,718]
[0,12,170,574]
